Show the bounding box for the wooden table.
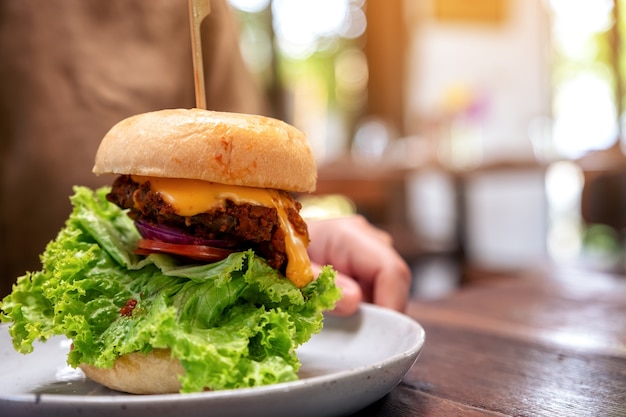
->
[352,267,626,416]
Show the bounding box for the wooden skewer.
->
[188,0,211,109]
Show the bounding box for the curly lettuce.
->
[0,186,340,393]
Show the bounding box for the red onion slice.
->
[134,219,237,248]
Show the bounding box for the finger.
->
[372,256,411,312]
[331,274,363,316]
[368,226,393,246]
[349,215,393,245]
[335,231,410,312]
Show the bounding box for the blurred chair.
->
[578,144,626,233]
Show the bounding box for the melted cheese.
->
[133,176,313,287]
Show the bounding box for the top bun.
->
[93,108,317,193]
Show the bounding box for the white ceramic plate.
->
[0,303,425,417]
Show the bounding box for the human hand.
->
[307,215,411,316]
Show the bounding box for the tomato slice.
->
[134,239,236,262]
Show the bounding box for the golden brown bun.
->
[80,349,185,394]
[93,108,317,193]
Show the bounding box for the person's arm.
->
[307,215,411,316]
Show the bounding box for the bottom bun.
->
[80,349,185,394]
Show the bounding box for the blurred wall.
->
[404,0,551,165]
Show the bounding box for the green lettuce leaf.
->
[0,186,340,393]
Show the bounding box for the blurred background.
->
[227,0,626,298]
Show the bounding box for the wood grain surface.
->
[351,268,626,416]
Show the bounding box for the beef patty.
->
[107,175,308,272]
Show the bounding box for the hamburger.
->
[0,108,340,394]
